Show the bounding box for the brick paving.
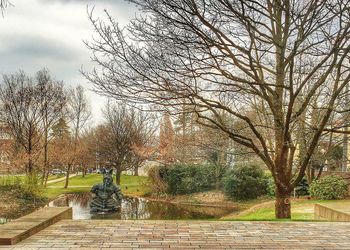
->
[1,220,350,249]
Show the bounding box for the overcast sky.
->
[0,0,138,124]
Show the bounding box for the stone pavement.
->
[1,220,350,249]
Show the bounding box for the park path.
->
[2,220,350,249]
[46,174,77,185]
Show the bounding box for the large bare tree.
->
[85,0,350,218]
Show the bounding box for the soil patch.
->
[0,185,47,222]
[147,190,237,208]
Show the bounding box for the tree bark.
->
[115,168,121,185]
[275,187,291,219]
[44,171,49,187]
[134,166,139,176]
[64,164,71,189]
[42,129,49,185]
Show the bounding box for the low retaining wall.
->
[0,207,72,245]
[314,203,350,222]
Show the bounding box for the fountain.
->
[90,169,123,213]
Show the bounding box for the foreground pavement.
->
[1,220,350,249]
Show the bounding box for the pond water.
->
[48,193,234,220]
[0,217,9,224]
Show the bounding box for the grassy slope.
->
[224,198,350,221]
[44,174,151,199]
[0,185,48,220]
[0,174,63,185]
[0,175,25,186]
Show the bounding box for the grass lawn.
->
[0,175,25,186]
[44,174,151,199]
[0,174,63,186]
[47,174,65,181]
[224,198,350,221]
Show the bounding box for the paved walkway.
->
[1,220,350,249]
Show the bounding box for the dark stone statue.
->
[90,169,123,213]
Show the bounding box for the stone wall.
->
[314,203,350,222]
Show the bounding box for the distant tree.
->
[51,117,70,138]
[36,69,67,185]
[158,112,175,164]
[0,70,68,179]
[50,118,75,176]
[0,71,45,175]
[64,85,91,188]
[75,129,96,177]
[173,105,198,163]
[96,103,155,184]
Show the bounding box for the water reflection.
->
[49,193,234,220]
[0,217,9,224]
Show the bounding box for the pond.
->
[48,193,234,220]
[0,217,9,224]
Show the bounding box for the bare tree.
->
[0,71,45,175]
[85,0,350,218]
[129,108,157,175]
[158,112,175,164]
[0,0,9,9]
[96,102,156,184]
[64,85,91,188]
[36,69,67,186]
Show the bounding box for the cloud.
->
[0,0,137,124]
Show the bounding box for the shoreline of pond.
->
[48,192,236,220]
[1,185,270,223]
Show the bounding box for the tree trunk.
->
[44,171,49,187]
[275,187,291,219]
[28,157,33,175]
[115,169,121,185]
[64,164,71,189]
[134,165,139,176]
[41,129,49,185]
[316,167,324,180]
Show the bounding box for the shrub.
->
[222,164,267,200]
[22,173,43,196]
[295,177,309,196]
[165,165,189,194]
[0,175,22,186]
[149,164,226,195]
[265,174,275,197]
[309,175,348,200]
[166,164,219,195]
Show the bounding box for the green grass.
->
[43,186,91,199]
[0,174,63,186]
[0,175,25,186]
[228,199,350,221]
[47,174,65,181]
[44,174,151,199]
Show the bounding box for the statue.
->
[90,168,123,213]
